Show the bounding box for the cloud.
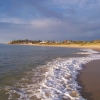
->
[0,0,100,43]
[1,17,100,43]
[52,0,99,8]
[0,18,25,24]
[1,0,100,21]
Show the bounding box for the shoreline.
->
[77,49,100,100]
[77,53,100,100]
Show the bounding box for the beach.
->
[77,59,100,100]
[76,48,100,100]
[8,43,100,49]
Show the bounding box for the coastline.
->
[77,49,100,100]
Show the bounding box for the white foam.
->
[36,49,100,100]
[76,49,99,54]
[8,49,100,100]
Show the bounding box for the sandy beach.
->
[8,43,100,49]
[77,60,100,100]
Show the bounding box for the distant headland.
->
[8,39,100,48]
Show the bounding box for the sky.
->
[0,0,100,43]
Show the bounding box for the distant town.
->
[8,39,100,46]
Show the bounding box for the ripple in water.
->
[7,49,100,100]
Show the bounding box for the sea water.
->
[0,44,100,100]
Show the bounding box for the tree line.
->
[8,39,100,45]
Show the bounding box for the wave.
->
[8,49,100,100]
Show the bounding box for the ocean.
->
[0,44,100,100]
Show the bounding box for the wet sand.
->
[77,60,100,100]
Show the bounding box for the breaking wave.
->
[7,49,100,100]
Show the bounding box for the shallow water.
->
[0,44,81,99]
[0,44,100,100]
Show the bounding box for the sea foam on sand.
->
[35,49,100,100]
[8,49,100,100]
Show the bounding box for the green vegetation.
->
[8,39,100,46]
